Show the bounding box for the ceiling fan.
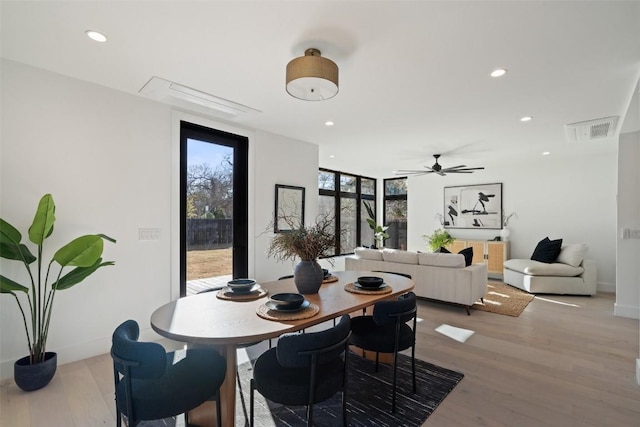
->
[396,154,485,177]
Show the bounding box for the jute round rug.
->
[472,281,534,317]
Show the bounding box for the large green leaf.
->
[0,242,36,263]
[28,194,56,245]
[0,275,29,294]
[0,218,22,244]
[54,258,114,290]
[53,235,104,267]
[0,219,36,263]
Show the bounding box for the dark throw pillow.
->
[458,247,473,266]
[437,247,451,254]
[531,237,563,263]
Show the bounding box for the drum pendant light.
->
[286,48,339,101]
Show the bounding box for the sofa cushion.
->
[354,247,383,261]
[382,248,419,265]
[504,259,584,277]
[436,247,451,253]
[459,247,473,266]
[557,244,588,267]
[531,237,563,263]
[418,252,466,268]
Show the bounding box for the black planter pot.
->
[293,260,323,294]
[14,352,57,391]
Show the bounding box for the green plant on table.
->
[0,194,116,364]
[422,228,455,252]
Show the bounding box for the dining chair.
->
[111,320,227,427]
[349,291,417,413]
[250,315,352,426]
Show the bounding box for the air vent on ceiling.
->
[139,76,260,120]
[564,116,619,143]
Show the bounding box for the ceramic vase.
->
[14,351,57,391]
[500,227,511,241]
[294,260,323,294]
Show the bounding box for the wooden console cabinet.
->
[448,239,510,278]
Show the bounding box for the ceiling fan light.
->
[286,48,338,101]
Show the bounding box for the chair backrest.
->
[373,292,417,326]
[111,319,166,379]
[277,315,351,369]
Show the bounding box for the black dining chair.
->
[250,315,352,426]
[111,320,227,427]
[349,291,417,413]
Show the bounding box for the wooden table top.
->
[150,270,414,345]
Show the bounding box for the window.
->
[383,177,408,250]
[180,121,248,296]
[318,169,376,255]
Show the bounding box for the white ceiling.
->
[2,1,639,177]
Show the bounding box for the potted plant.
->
[422,228,455,252]
[363,201,389,248]
[267,214,336,294]
[0,194,115,391]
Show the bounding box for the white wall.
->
[407,149,618,292]
[616,132,640,320]
[0,60,319,379]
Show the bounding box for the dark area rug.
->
[141,352,464,426]
[235,352,464,426]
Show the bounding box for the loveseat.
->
[503,243,597,295]
[345,247,488,314]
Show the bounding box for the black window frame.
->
[319,168,376,256]
[383,177,408,250]
[180,121,249,296]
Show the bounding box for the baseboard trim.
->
[614,303,640,319]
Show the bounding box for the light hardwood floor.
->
[1,290,639,426]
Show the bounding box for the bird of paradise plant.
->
[0,194,115,364]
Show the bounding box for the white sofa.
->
[345,247,488,315]
[503,243,597,295]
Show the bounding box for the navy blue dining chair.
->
[250,315,352,426]
[111,319,226,427]
[349,291,417,413]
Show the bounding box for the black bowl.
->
[227,278,256,293]
[269,293,305,309]
[357,276,384,288]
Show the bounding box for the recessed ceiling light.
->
[490,68,507,77]
[520,116,533,122]
[325,121,334,126]
[542,151,550,155]
[85,30,107,43]
[329,154,335,158]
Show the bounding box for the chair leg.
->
[481,297,484,303]
[250,379,255,427]
[342,390,347,425]
[215,391,222,427]
[375,352,379,372]
[412,344,417,394]
[392,350,399,413]
[306,404,313,427]
[465,306,471,315]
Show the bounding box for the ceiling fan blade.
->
[395,170,433,176]
[443,164,467,170]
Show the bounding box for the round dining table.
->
[150,270,414,426]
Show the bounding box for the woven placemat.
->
[344,282,393,295]
[322,275,339,284]
[216,286,268,301]
[256,302,320,321]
